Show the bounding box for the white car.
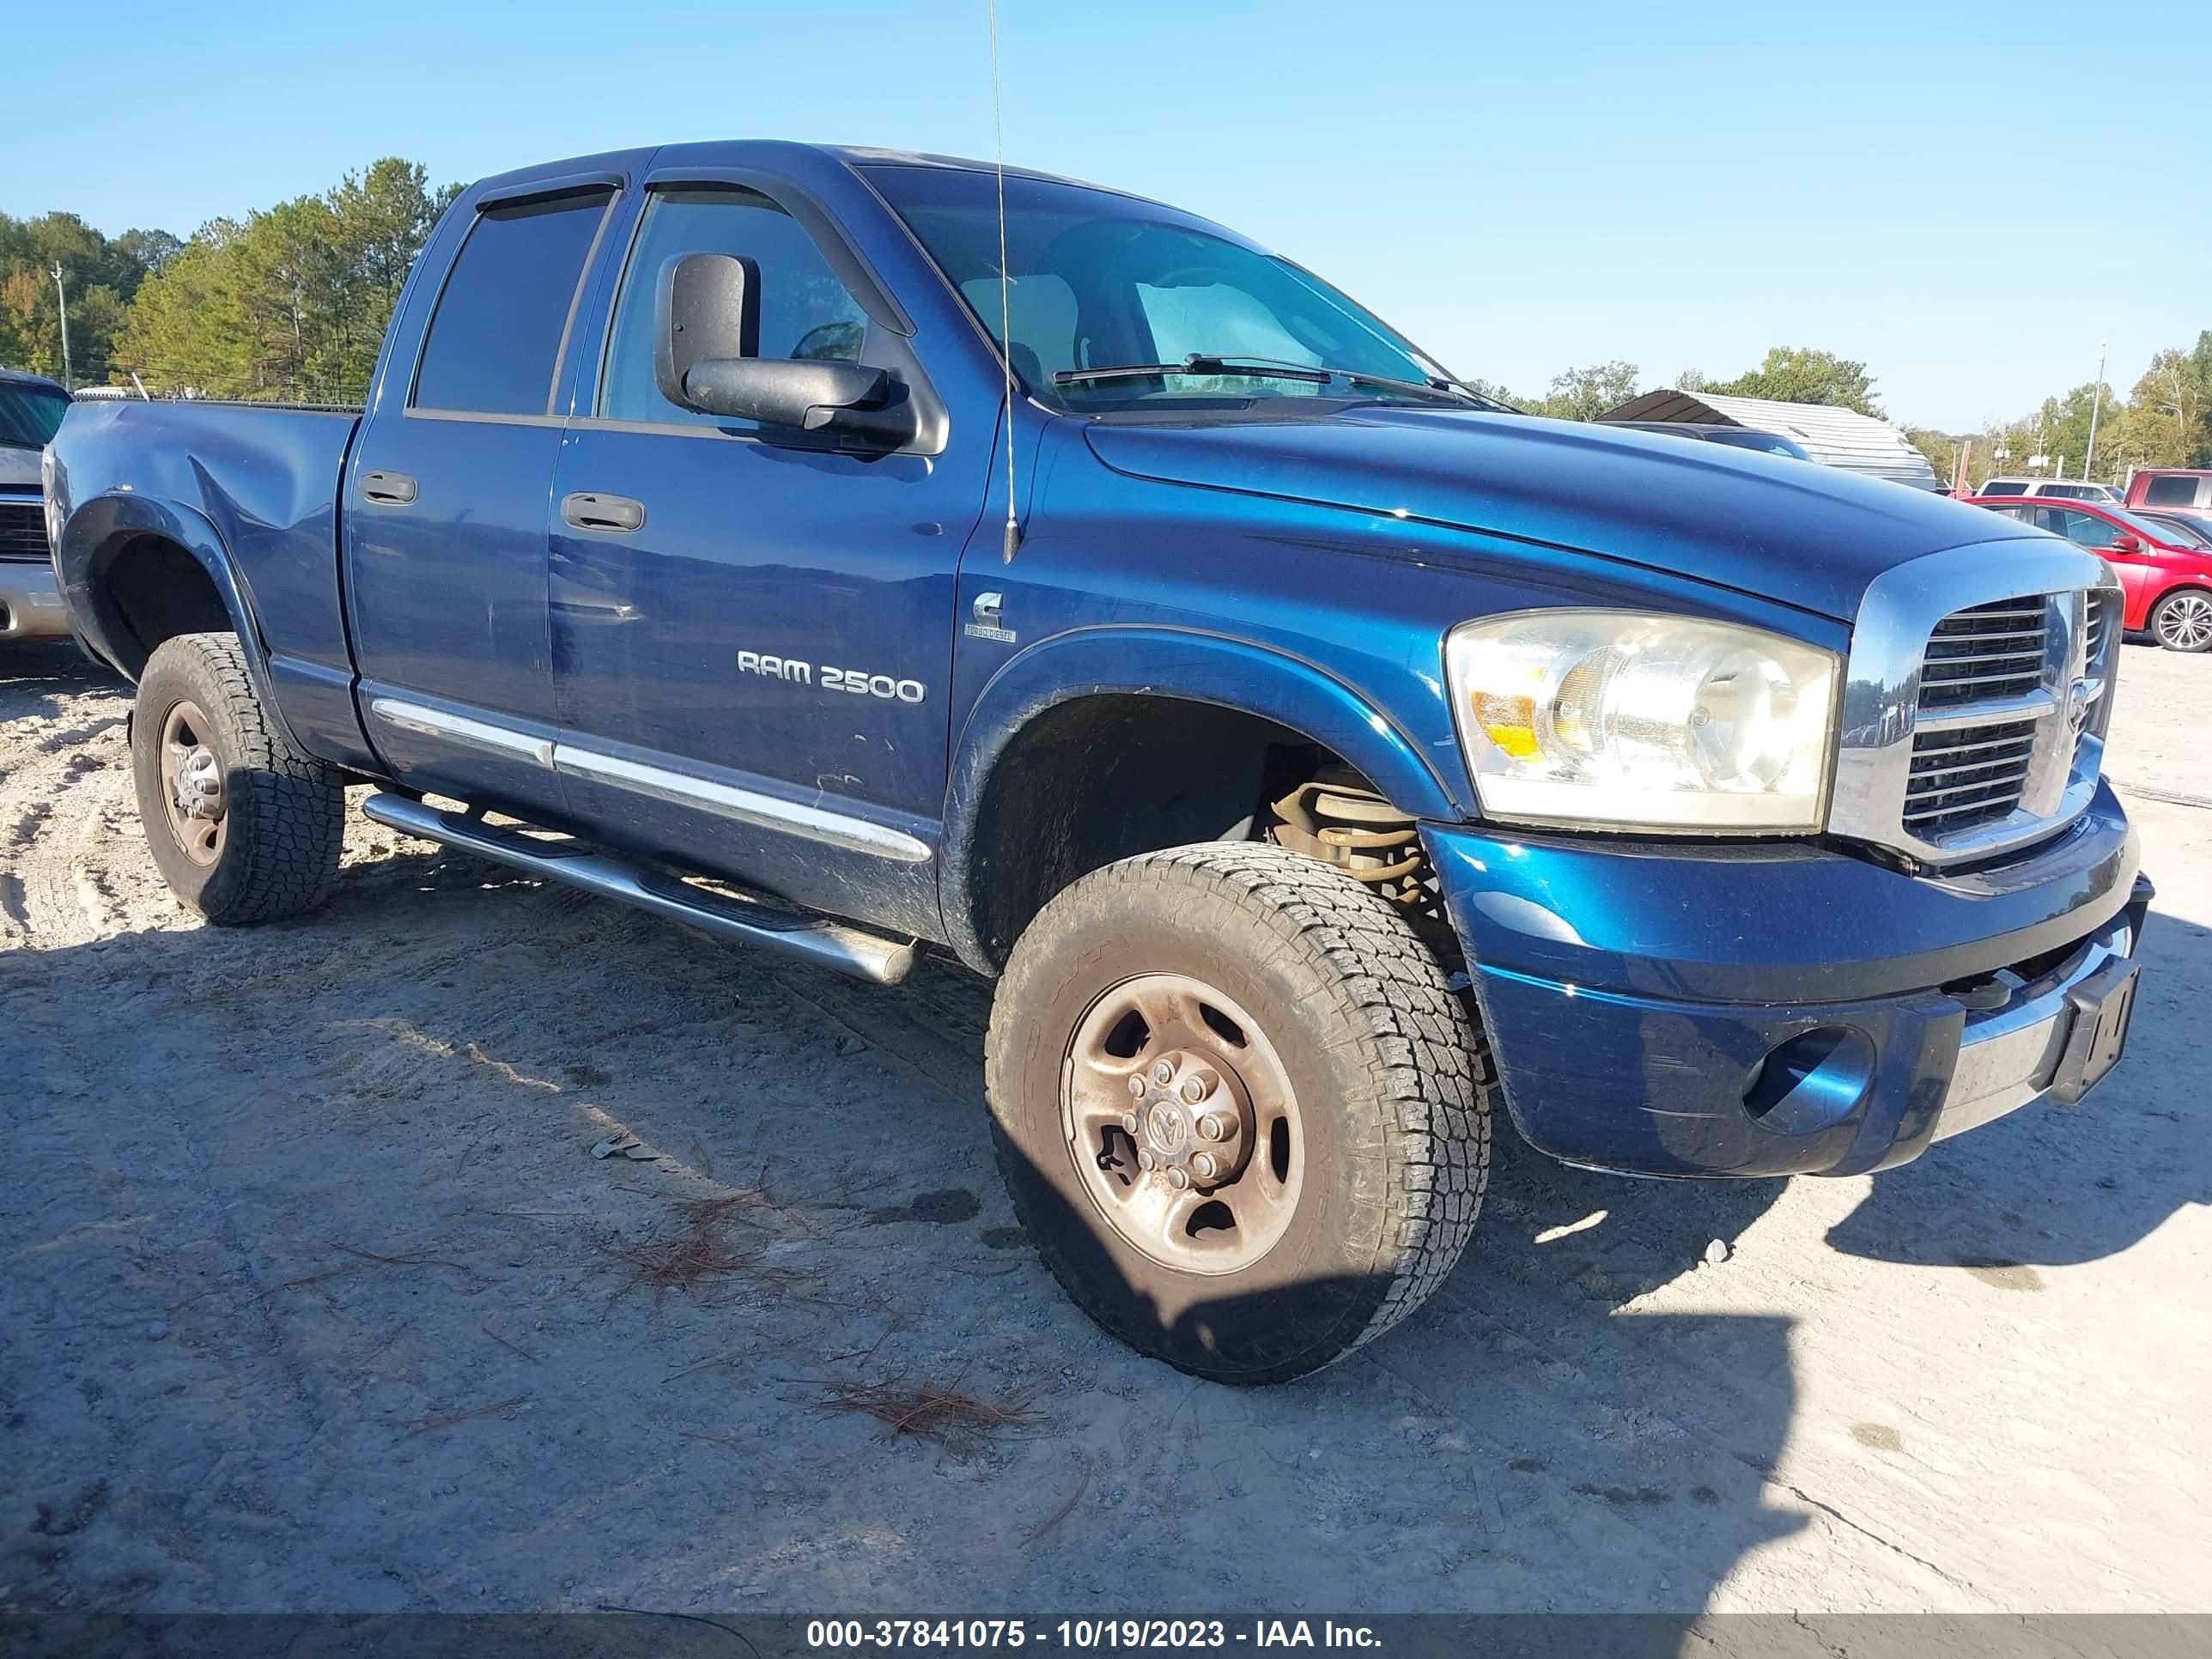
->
[1976,476,2120,504]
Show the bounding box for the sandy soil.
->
[2,636,2206,1617]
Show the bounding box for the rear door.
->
[346,182,618,817]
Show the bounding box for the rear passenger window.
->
[599,188,870,429]
[2143,476,2200,506]
[413,191,611,416]
[1980,480,2027,496]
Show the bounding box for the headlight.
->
[1443,610,1838,832]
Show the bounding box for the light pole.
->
[50,263,72,391]
[2084,337,2108,480]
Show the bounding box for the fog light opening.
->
[1744,1026,1875,1134]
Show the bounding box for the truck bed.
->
[47,397,368,763]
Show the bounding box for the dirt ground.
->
[3,635,2207,1618]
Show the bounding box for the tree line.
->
[1476,340,2212,487]
[1,159,456,404]
[8,157,2211,481]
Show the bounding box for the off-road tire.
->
[131,632,344,923]
[2149,588,2212,653]
[986,842,1491,1383]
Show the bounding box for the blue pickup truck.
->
[46,143,2149,1382]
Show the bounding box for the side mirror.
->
[681,357,915,447]
[653,252,759,407]
[2111,533,2142,556]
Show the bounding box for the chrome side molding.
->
[361,793,919,984]
[370,697,555,768]
[364,696,932,864]
[550,745,933,863]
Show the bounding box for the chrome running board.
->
[362,793,919,985]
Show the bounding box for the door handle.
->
[361,470,417,505]
[561,492,647,533]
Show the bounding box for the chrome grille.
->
[1904,720,2037,836]
[1831,544,2120,868]
[2084,590,2117,669]
[1917,598,2049,708]
[0,501,47,563]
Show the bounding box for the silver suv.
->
[1976,476,2121,504]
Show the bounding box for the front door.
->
[545,183,985,933]
[2033,507,2154,617]
[347,186,618,820]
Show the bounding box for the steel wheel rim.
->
[160,699,228,866]
[2160,594,2212,649]
[1061,973,1304,1275]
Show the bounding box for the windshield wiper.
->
[1054,355,1333,388]
[1329,368,1491,407]
[1053,354,1489,409]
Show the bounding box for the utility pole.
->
[51,263,72,391]
[2084,337,2108,480]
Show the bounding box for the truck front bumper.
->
[0,559,70,641]
[1428,780,2148,1178]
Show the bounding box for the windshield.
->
[865,165,1454,412]
[0,384,70,450]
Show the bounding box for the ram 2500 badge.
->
[46,143,2150,1382]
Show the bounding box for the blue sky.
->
[13,1,2207,429]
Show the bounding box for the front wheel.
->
[985,842,1491,1383]
[131,632,345,923]
[2150,589,2212,653]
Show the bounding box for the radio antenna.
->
[990,0,1023,562]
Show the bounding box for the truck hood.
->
[1083,407,2015,623]
[0,447,40,491]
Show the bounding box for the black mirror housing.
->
[653,252,760,407]
[683,358,915,447]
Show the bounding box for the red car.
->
[2124,467,2212,530]
[1966,496,2212,653]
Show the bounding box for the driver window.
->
[2051,509,2119,550]
[600,188,869,428]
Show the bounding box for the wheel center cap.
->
[1146,1100,1192,1155]
[173,745,223,818]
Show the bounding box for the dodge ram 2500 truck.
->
[46,143,2151,1382]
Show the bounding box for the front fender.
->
[939,623,1462,966]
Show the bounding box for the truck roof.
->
[0,367,69,395]
[468,141,1158,210]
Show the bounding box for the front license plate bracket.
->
[2048,960,2139,1106]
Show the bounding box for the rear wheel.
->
[131,632,344,923]
[985,842,1491,1383]
[2150,589,2212,653]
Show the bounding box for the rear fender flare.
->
[939,625,1460,968]
[59,491,296,743]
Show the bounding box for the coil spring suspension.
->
[1267,772,1432,913]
